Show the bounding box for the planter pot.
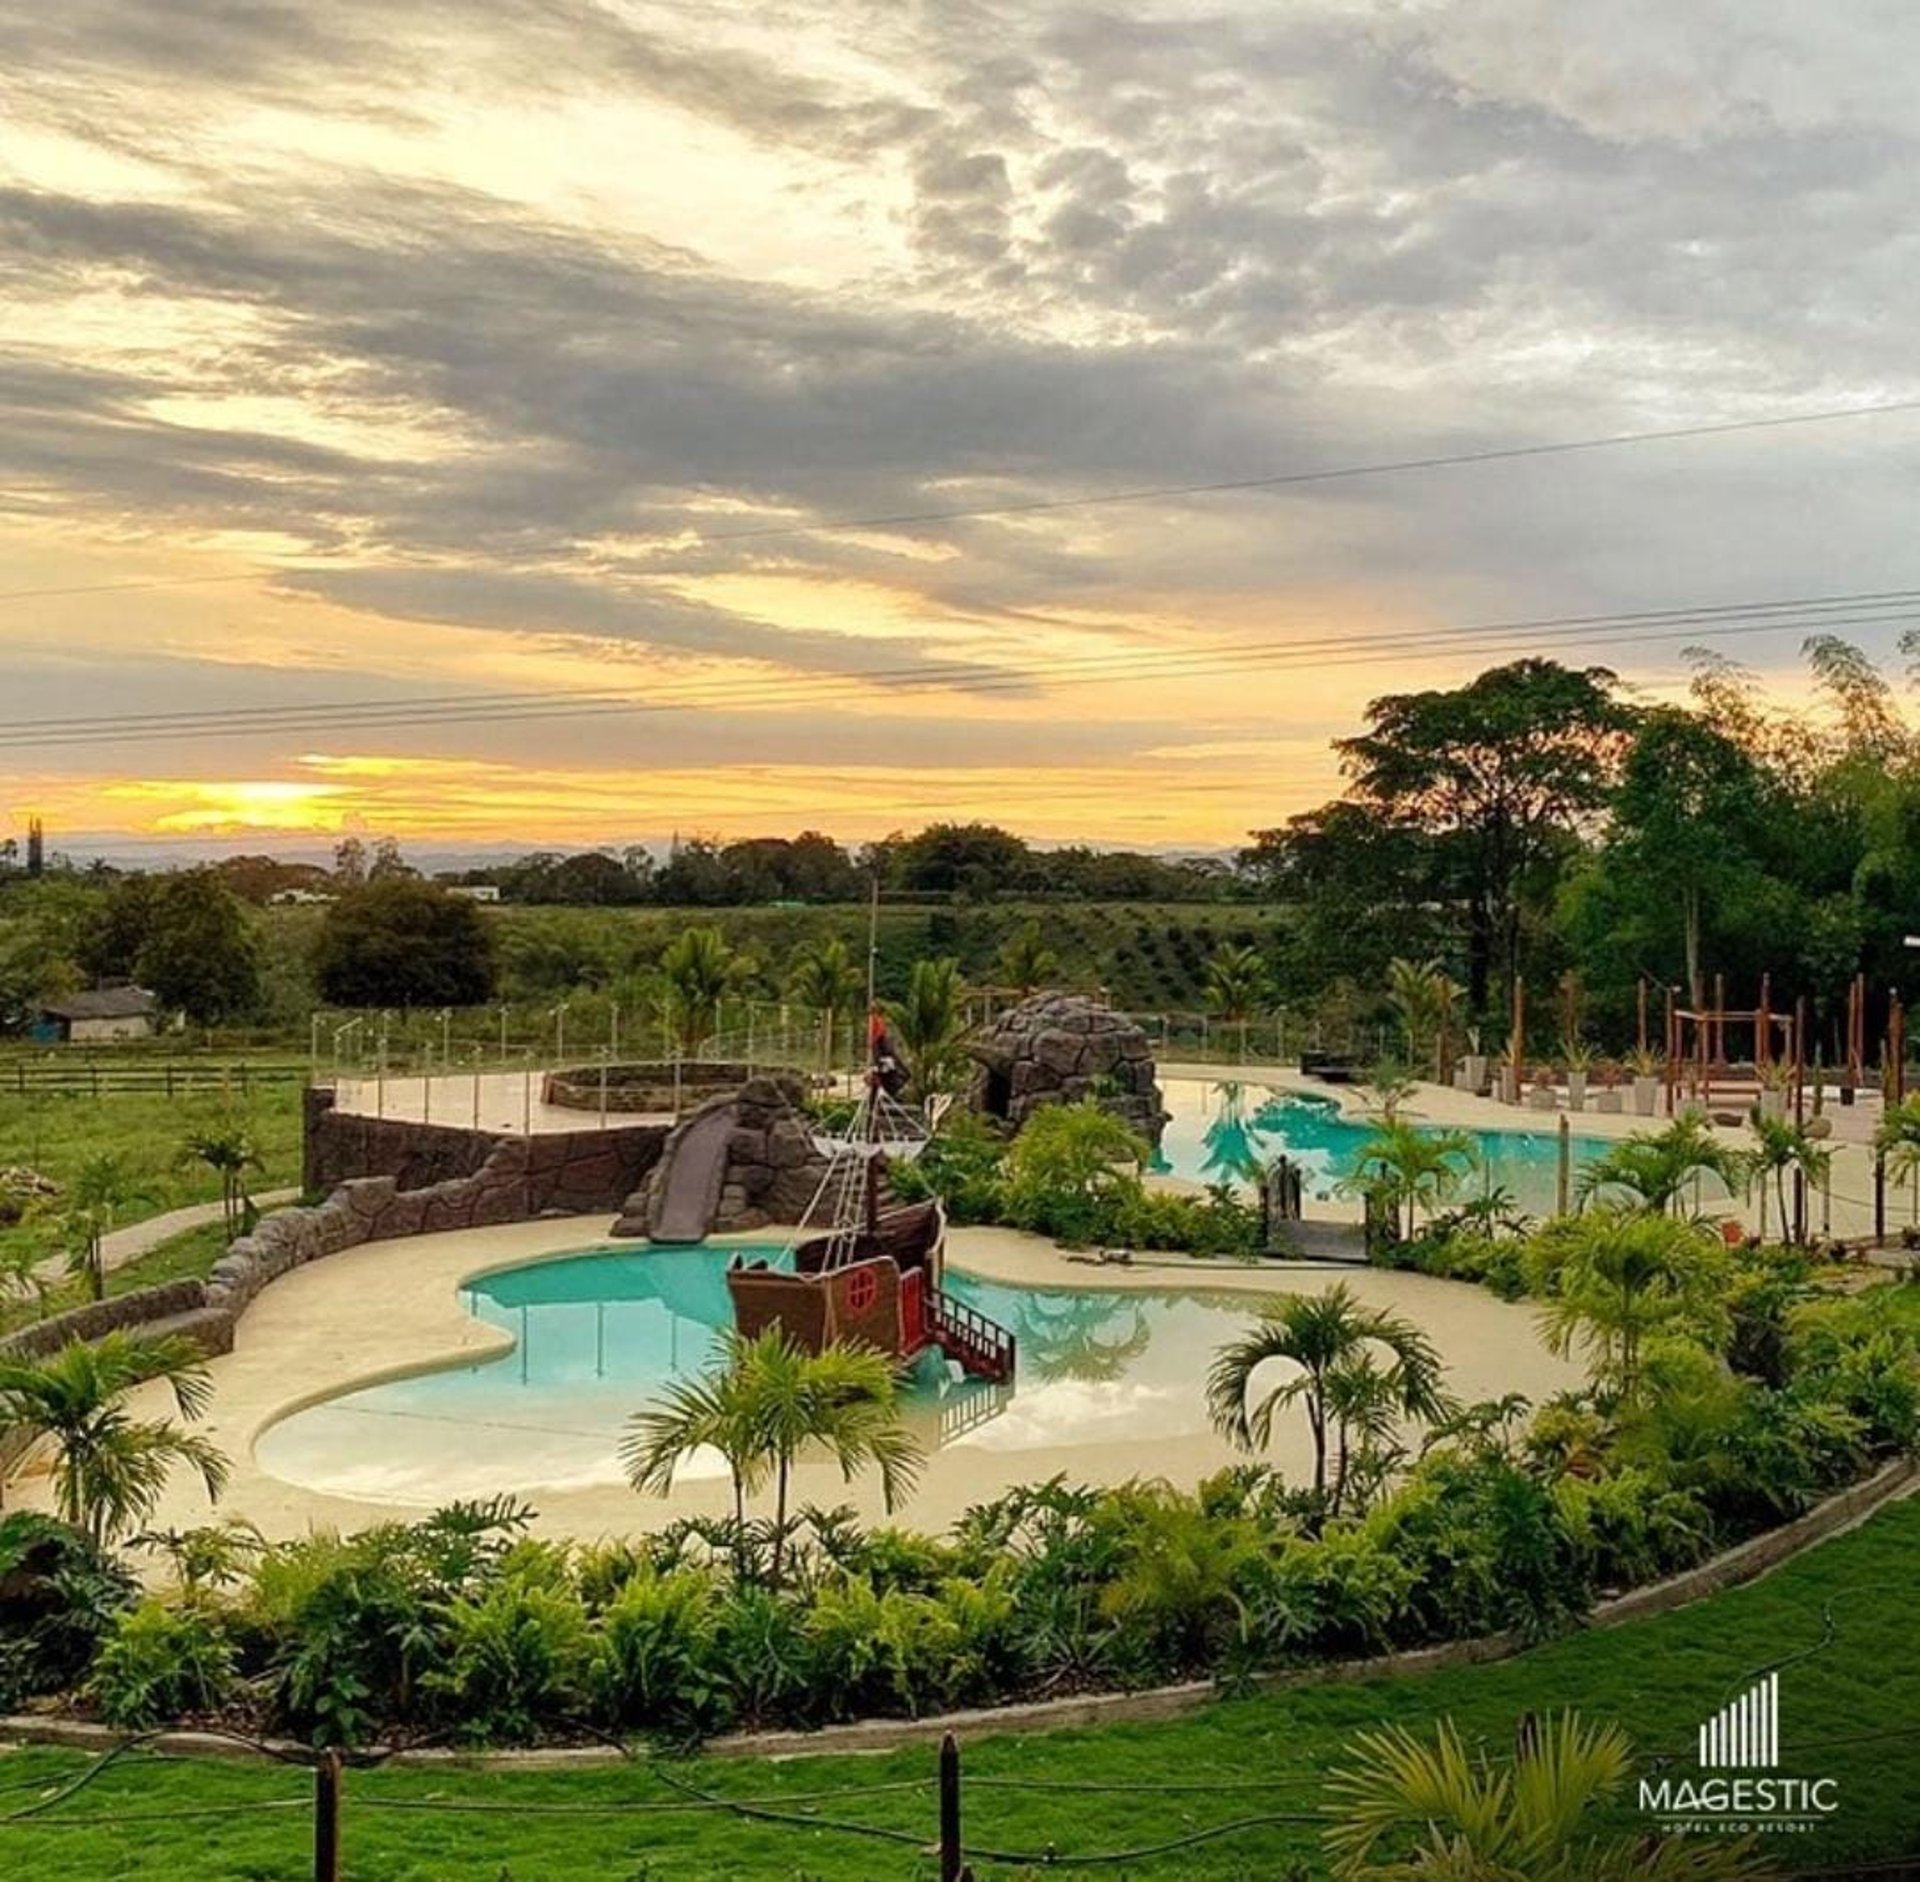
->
[1463,1054,1489,1095]
[1497,1067,1520,1105]
[1633,1077,1660,1116]
[1565,1072,1588,1110]
[1760,1088,1788,1118]
[1594,1090,1624,1114]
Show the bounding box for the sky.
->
[4,0,1920,860]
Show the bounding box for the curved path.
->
[27,1187,300,1290]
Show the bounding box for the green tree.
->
[785,936,863,1069]
[622,1329,921,1587]
[996,921,1058,996]
[1203,942,1269,1056]
[44,1153,140,1302]
[1004,1101,1148,1215]
[1207,1284,1448,1508]
[0,1333,228,1547]
[1347,1119,1479,1242]
[181,1120,263,1239]
[135,871,262,1027]
[313,879,497,1009]
[888,823,1033,898]
[660,926,743,1054]
[1743,1113,1829,1246]
[1386,956,1464,1081]
[1333,660,1630,1009]
[1576,1116,1745,1219]
[1524,1210,1730,1403]
[884,956,968,1100]
[1324,1711,1773,1881]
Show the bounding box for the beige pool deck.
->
[8,1063,1901,1549]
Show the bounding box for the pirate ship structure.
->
[724,1018,1017,1383]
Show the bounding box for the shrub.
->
[590,1568,728,1737]
[426,1575,592,1745]
[0,1511,134,1710]
[87,1598,236,1727]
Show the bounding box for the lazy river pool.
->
[1152,1078,1598,1216]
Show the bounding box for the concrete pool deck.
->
[5,1214,1582,1548]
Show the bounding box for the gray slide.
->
[648,1105,735,1244]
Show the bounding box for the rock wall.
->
[967,992,1167,1142]
[614,1074,832,1237]
[0,1278,227,1364]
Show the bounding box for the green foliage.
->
[0,1511,134,1708]
[882,955,967,1098]
[590,1567,728,1737]
[313,878,497,1008]
[426,1573,593,1745]
[1575,1114,1745,1218]
[87,1597,236,1727]
[659,925,745,1053]
[136,871,264,1026]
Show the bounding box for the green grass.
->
[2,1497,1915,1880]
[0,1221,236,1336]
[0,1085,302,1291]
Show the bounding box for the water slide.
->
[647,1105,736,1244]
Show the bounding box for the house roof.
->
[39,987,158,1021]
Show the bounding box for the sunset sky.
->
[5,1,1920,859]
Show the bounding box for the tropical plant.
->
[1745,1113,1831,1245]
[0,1510,134,1707]
[1524,1211,1730,1404]
[86,1598,237,1727]
[0,1333,228,1547]
[1575,1115,1745,1219]
[785,936,863,1070]
[181,1119,263,1239]
[1386,957,1464,1081]
[42,1152,140,1302]
[660,925,743,1054]
[425,1572,593,1744]
[1204,942,1270,1055]
[1347,1119,1480,1242]
[1003,1102,1147,1218]
[624,1330,922,1588]
[997,921,1059,996]
[1207,1284,1450,1510]
[1323,1710,1775,1880]
[884,955,969,1100]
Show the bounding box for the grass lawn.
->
[1,1496,1914,1880]
[0,1084,303,1288]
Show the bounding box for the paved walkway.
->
[29,1188,300,1289]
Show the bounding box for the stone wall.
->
[615,1074,831,1237]
[542,1061,774,1116]
[0,1278,228,1364]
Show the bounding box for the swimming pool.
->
[253,1245,1282,1504]
[1153,1078,1597,1217]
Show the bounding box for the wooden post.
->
[1892,994,1908,1108]
[1637,977,1649,1057]
[313,1751,342,1882]
[1757,974,1772,1076]
[1509,976,1525,1100]
[1713,971,1727,1071]
[939,1731,964,1882]
[1556,1115,1572,1219]
[1794,997,1809,1127]
[1875,1153,1887,1248]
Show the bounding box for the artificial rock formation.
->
[967,992,1168,1143]
[613,1074,833,1238]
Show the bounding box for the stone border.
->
[4,1457,1907,1769]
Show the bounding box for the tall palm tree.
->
[1204,943,1269,1059]
[660,926,742,1055]
[1576,1115,1746,1219]
[182,1119,263,1238]
[1324,1711,1774,1881]
[885,956,968,1101]
[1346,1119,1479,1242]
[996,921,1058,997]
[0,1332,228,1545]
[1524,1210,1728,1404]
[1744,1113,1829,1245]
[785,936,864,1071]
[1385,957,1464,1082]
[623,1329,922,1587]
[1207,1284,1449,1508]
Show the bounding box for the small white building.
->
[449,884,502,903]
[36,988,159,1043]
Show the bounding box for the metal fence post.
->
[939,1731,965,1882]
[313,1750,342,1882]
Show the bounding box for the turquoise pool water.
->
[1153,1078,1596,1216]
[253,1245,1278,1505]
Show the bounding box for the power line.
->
[3,583,1917,755]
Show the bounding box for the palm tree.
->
[1204,943,1269,1059]
[44,1153,140,1302]
[885,956,968,1101]
[785,936,864,1071]
[182,1119,263,1239]
[660,926,742,1055]
[1744,1113,1829,1245]
[1324,1711,1774,1881]
[1385,957,1464,1082]
[0,1333,228,1545]
[623,1329,922,1587]
[1346,1118,1479,1242]
[1207,1284,1449,1508]
[1524,1210,1728,1404]
[996,921,1058,997]
[1576,1115,1745,1219]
